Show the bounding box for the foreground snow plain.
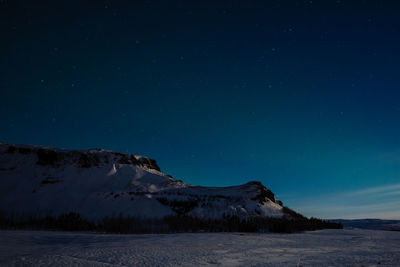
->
[0,229,399,266]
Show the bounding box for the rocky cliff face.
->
[4,144,162,172]
[0,143,288,220]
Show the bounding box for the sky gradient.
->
[1,0,400,219]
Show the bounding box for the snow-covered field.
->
[0,229,399,266]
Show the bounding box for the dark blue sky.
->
[1,0,400,219]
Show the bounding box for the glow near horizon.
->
[283,183,400,220]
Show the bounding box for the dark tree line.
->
[0,210,342,234]
[0,212,94,231]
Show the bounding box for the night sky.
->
[1,0,400,219]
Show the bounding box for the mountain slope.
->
[0,143,287,220]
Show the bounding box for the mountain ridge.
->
[0,142,289,221]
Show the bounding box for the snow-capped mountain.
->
[0,143,288,220]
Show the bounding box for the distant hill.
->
[330,219,400,231]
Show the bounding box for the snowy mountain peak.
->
[0,143,163,174]
[0,143,288,220]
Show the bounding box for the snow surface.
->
[0,229,399,266]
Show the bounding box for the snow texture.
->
[0,229,399,266]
